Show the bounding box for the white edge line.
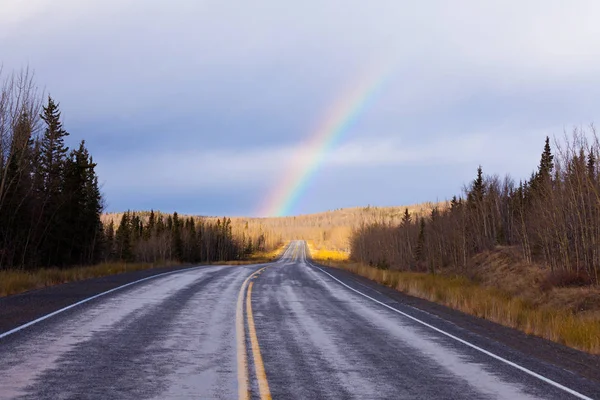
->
[308,261,594,400]
[0,265,211,340]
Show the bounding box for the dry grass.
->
[0,261,182,298]
[321,260,600,354]
[0,245,288,298]
[306,241,349,262]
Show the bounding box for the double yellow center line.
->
[236,267,272,400]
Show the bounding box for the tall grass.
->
[0,262,180,297]
[325,261,600,354]
[0,245,289,298]
[306,242,349,262]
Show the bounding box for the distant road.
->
[0,241,599,399]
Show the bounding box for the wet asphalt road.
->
[0,241,599,399]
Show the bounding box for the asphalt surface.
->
[0,241,599,399]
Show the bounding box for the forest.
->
[0,69,102,269]
[351,132,600,285]
[101,211,268,264]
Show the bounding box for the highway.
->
[0,241,598,399]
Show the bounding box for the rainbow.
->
[259,65,392,217]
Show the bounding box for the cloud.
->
[98,127,550,194]
[4,1,600,214]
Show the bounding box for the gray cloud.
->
[3,1,600,215]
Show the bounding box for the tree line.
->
[103,211,256,264]
[0,69,103,269]
[351,131,600,285]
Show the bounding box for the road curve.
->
[0,241,598,399]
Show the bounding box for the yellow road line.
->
[235,274,252,400]
[236,266,267,400]
[246,281,272,400]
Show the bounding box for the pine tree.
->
[401,208,411,226]
[105,220,116,260]
[40,97,69,193]
[172,212,183,260]
[467,166,485,206]
[587,151,596,180]
[144,210,156,240]
[539,136,554,181]
[83,156,103,263]
[415,218,426,265]
[116,212,133,262]
[59,140,103,265]
[38,97,71,266]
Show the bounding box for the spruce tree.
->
[144,210,156,240]
[105,220,116,261]
[116,212,133,262]
[415,218,425,264]
[401,208,411,226]
[467,166,485,206]
[539,136,554,180]
[172,212,183,260]
[587,151,596,180]
[40,97,69,192]
[38,97,71,266]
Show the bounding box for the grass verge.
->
[0,261,183,298]
[306,241,349,262]
[0,245,288,298]
[317,259,600,355]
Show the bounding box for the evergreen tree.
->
[172,212,183,260]
[587,151,596,180]
[539,136,554,180]
[116,212,133,262]
[40,97,69,192]
[415,218,425,264]
[144,210,156,240]
[60,140,103,265]
[401,208,411,226]
[38,97,71,266]
[467,166,485,206]
[105,220,116,260]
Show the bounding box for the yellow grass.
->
[0,245,288,298]
[0,261,182,298]
[306,241,349,262]
[322,260,600,355]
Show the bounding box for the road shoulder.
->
[315,262,600,385]
[0,264,204,335]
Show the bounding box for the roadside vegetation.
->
[315,256,600,354]
[0,261,180,297]
[309,132,600,354]
[0,243,289,297]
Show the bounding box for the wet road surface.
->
[0,241,598,399]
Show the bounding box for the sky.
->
[2,1,600,216]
